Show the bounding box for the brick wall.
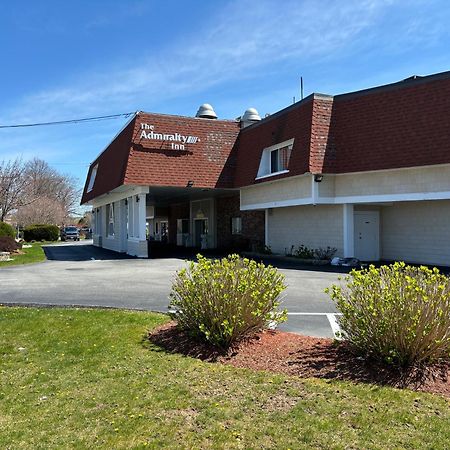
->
[309,98,334,173]
[216,195,264,251]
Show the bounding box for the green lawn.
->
[0,307,448,449]
[0,242,47,267]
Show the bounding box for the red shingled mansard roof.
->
[82,70,450,204]
[81,112,240,204]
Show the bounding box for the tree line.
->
[0,157,80,226]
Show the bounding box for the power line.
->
[0,111,136,129]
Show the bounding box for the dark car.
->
[61,226,80,241]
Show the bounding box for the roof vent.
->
[402,75,423,82]
[195,103,218,119]
[240,107,261,128]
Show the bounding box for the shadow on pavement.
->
[150,246,352,274]
[43,244,136,261]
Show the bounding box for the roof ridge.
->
[137,110,238,123]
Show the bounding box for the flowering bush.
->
[326,262,450,367]
[169,254,287,348]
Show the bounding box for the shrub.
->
[294,244,314,259]
[0,236,21,252]
[23,224,59,242]
[0,222,15,238]
[326,262,450,367]
[169,254,287,348]
[313,246,337,261]
[255,243,272,255]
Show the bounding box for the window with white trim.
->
[87,164,98,192]
[128,197,134,238]
[256,139,294,179]
[231,217,242,235]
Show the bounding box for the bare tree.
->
[0,158,33,221]
[1,157,81,226]
[15,197,66,226]
[24,158,80,219]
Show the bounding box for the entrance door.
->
[160,221,168,243]
[177,219,190,246]
[194,219,208,247]
[354,211,380,261]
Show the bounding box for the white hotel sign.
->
[140,123,200,150]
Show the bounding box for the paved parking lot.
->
[0,241,343,338]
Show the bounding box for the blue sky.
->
[1,0,449,203]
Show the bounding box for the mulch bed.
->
[148,322,450,398]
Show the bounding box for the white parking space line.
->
[326,313,343,340]
[286,312,343,340]
[287,312,337,316]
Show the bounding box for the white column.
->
[102,205,107,237]
[137,193,147,240]
[343,204,354,257]
[119,200,127,252]
[311,174,319,205]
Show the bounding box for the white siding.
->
[127,239,148,258]
[334,165,450,197]
[241,175,311,209]
[267,205,344,256]
[381,200,450,266]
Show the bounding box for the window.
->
[108,203,115,236]
[256,139,294,179]
[231,217,242,235]
[270,145,291,173]
[87,164,98,192]
[128,197,135,238]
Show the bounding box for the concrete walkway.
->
[0,241,343,338]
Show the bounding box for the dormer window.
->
[256,139,294,180]
[87,164,98,192]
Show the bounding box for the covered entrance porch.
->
[145,186,237,258]
[90,184,241,258]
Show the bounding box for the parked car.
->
[61,226,80,241]
[80,226,92,239]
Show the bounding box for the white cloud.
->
[0,0,393,124]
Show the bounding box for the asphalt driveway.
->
[0,241,342,338]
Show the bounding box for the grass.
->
[0,307,448,449]
[0,242,48,267]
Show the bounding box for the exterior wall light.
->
[136,196,140,203]
[125,199,128,206]
[186,180,194,188]
[314,174,324,183]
